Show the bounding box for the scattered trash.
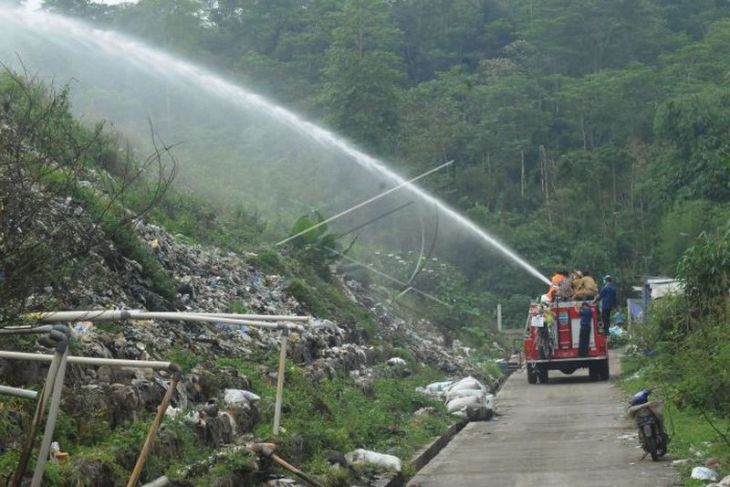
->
[465,403,493,422]
[447,376,485,393]
[671,459,688,466]
[345,449,401,472]
[415,380,453,397]
[608,326,625,337]
[223,389,260,407]
[446,394,482,414]
[386,357,407,366]
[165,406,183,419]
[72,321,94,335]
[49,441,69,464]
[445,387,484,402]
[691,466,718,481]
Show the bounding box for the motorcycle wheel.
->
[657,432,668,457]
[645,434,659,461]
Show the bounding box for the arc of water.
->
[1,5,551,286]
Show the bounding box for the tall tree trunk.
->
[520,150,525,198]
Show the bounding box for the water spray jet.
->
[0,5,551,286]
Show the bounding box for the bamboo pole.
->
[272,330,288,435]
[127,373,180,487]
[30,349,69,487]
[270,453,324,487]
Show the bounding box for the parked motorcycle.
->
[628,389,669,461]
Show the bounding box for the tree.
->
[651,87,730,205]
[320,0,405,153]
[0,70,176,324]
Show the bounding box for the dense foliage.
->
[42,0,730,322]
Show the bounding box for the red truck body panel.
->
[523,301,609,382]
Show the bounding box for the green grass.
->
[216,353,455,480]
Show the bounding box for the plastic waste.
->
[446,395,482,414]
[386,357,407,366]
[446,376,485,393]
[165,406,182,419]
[223,389,260,407]
[691,466,718,481]
[72,321,94,335]
[345,448,401,472]
[445,387,485,402]
[426,381,452,393]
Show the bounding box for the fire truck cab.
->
[523,300,609,384]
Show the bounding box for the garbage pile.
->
[417,376,494,421]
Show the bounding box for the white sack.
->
[345,448,401,472]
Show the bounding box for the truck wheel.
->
[598,359,610,381]
[527,364,537,384]
[588,365,599,381]
[538,366,549,384]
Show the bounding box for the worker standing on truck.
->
[577,301,592,357]
[595,275,617,334]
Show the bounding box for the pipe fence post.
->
[30,349,68,487]
[12,348,63,487]
[273,329,288,435]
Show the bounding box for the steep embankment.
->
[0,68,507,486]
[0,196,500,486]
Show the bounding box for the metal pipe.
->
[272,330,288,435]
[276,160,454,247]
[127,374,180,487]
[129,311,305,331]
[29,310,136,322]
[204,313,310,322]
[0,351,173,370]
[29,310,305,331]
[11,343,64,486]
[31,349,68,487]
[0,385,38,399]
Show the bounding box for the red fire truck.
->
[523,300,609,384]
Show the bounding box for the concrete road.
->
[408,351,679,486]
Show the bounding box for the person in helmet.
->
[594,275,617,335]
